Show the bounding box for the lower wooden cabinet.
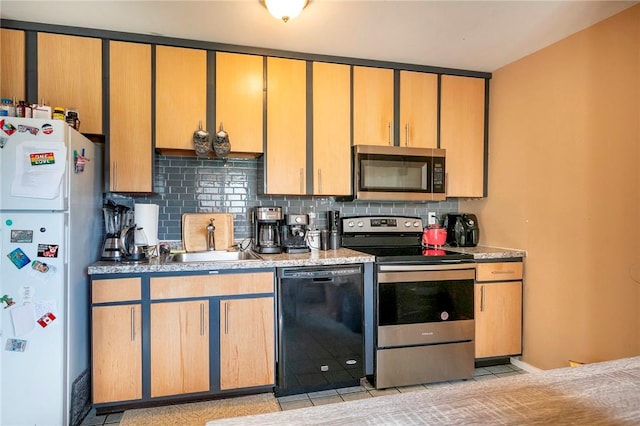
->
[91,271,275,409]
[91,277,142,404]
[220,297,275,390]
[474,261,523,359]
[150,300,210,397]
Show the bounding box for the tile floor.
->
[80,363,526,425]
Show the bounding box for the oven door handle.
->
[378,263,476,272]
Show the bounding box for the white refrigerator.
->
[0,118,103,426]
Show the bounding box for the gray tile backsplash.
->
[109,155,458,241]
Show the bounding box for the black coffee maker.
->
[280,214,311,253]
[254,206,283,254]
[444,213,480,247]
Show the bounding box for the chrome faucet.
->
[206,218,216,251]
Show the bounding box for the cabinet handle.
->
[318,169,322,194]
[130,306,135,341]
[480,285,485,312]
[200,303,205,336]
[300,168,304,194]
[405,123,409,146]
[224,302,229,335]
[388,122,392,145]
[491,270,515,275]
[113,161,118,191]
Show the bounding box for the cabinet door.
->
[109,41,153,193]
[440,75,486,197]
[216,52,264,154]
[475,281,522,358]
[37,33,102,134]
[155,46,207,150]
[1,29,25,100]
[220,297,275,390]
[150,300,210,397]
[92,304,142,403]
[353,66,394,146]
[399,71,437,148]
[265,57,306,194]
[312,62,351,196]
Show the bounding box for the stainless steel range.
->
[341,215,476,389]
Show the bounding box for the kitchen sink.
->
[169,250,263,263]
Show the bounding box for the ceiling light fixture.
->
[262,0,309,23]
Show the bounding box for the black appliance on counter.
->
[444,213,480,247]
[280,214,311,253]
[276,265,364,396]
[341,215,476,389]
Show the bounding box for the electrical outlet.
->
[428,212,438,226]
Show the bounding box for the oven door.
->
[377,263,475,347]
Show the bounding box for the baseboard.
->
[510,356,542,373]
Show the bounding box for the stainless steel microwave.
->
[352,145,446,201]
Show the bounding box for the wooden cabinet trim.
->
[150,272,274,300]
[92,277,142,303]
[476,262,523,282]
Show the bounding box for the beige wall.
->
[461,5,640,369]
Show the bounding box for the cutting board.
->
[182,213,234,252]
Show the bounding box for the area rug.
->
[120,393,280,426]
[206,356,640,425]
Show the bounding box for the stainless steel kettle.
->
[119,225,149,261]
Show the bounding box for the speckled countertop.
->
[87,248,375,275]
[87,245,524,275]
[447,245,527,260]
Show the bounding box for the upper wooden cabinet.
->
[265,57,306,195]
[353,66,394,146]
[155,45,207,151]
[440,75,486,197]
[399,71,438,148]
[312,62,351,196]
[1,29,25,100]
[109,41,153,193]
[37,33,102,134]
[215,52,263,154]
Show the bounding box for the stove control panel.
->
[342,216,423,234]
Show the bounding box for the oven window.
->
[359,155,429,192]
[378,279,473,326]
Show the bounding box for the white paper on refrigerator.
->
[11,140,67,199]
[10,303,36,336]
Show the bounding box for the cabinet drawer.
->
[92,277,142,303]
[476,262,523,282]
[150,272,274,300]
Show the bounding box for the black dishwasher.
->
[276,265,364,396]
